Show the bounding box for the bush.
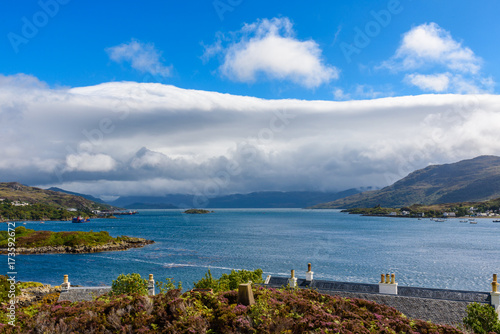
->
[194,268,263,293]
[155,277,182,294]
[193,269,219,291]
[0,275,19,303]
[110,273,149,296]
[463,302,500,334]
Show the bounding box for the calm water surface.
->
[8,209,500,291]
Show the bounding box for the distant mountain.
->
[312,155,500,209]
[208,190,361,208]
[110,189,361,209]
[48,187,106,204]
[0,182,113,210]
[110,194,194,208]
[122,203,178,209]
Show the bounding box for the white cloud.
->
[386,23,481,74]
[2,74,500,197]
[106,39,172,77]
[382,23,492,94]
[333,88,350,100]
[65,153,116,172]
[333,85,392,100]
[206,17,338,88]
[354,85,388,99]
[406,73,451,92]
[406,73,494,94]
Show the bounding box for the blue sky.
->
[2,0,500,199]
[1,0,499,100]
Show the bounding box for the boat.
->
[460,220,468,223]
[114,210,138,215]
[435,219,446,222]
[469,221,477,224]
[493,220,500,223]
[72,216,90,223]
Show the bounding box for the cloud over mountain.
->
[2,74,500,198]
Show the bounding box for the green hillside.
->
[313,155,500,209]
[0,182,114,221]
[0,182,110,209]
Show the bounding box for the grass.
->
[17,282,44,289]
[0,226,118,248]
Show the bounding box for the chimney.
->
[306,263,314,282]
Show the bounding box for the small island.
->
[183,209,212,214]
[0,226,154,254]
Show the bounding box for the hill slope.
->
[47,187,106,204]
[313,155,500,209]
[0,182,112,211]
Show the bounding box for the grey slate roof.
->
[58,286,111,302]
[322,290,471,327]
[266,277,490,302]
[266,276,491,326]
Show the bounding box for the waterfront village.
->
[344,203,500,218]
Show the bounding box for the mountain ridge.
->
[312,155,500,209]
[47,187,106,204]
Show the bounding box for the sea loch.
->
[10,209,500,291]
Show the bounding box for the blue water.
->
[5,209,500,291]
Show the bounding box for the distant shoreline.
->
[350,213,500,219]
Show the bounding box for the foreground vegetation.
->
[0,286,465,333]
[0,226,147,250]
[0,270,470,333]
[463,302,500,334]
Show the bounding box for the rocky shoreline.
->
[0,238,154,255]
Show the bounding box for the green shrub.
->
[0,228,120,248]
[110,273,149,296]
[463,302,500,334]
[194,268,263,293]
[155,277,182,294]
[17,281,44,289]
[0,275,19,303]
